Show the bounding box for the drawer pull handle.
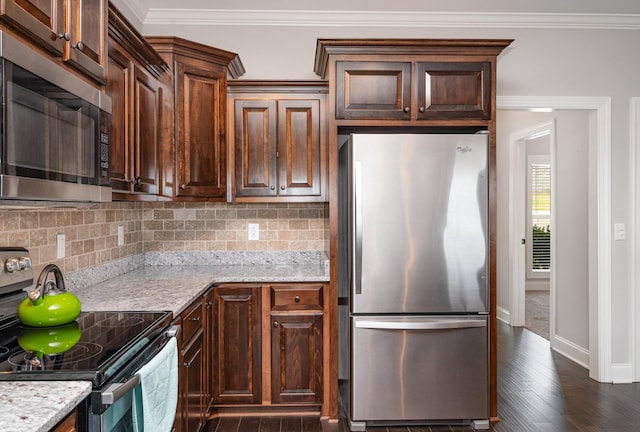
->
[189,317,201,322]
[294,296,301,303]
[184,361,192,368]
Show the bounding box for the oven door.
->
[89,325,179,432]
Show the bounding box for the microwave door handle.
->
[354,160,363,295]
[355,319,487,331]
[101,374,140,405]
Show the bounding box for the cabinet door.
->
[271,313,323,404]
[213,285,261,405]
[335,61,411,120]
[0,0,64,55]
[416,61,491,120]
[181,330,206,432]
[175,62,227,199]
[234,99,278,197]
[132,65,161,194]
[64,0,107,83]
[106,43,132,193]
[277,99,321,197]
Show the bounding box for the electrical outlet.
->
[56,233,65,259]
[614,223,626,241]
[248,223,259,240]
[117,225,125,246]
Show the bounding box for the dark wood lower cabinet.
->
[51,409,78,432]
[175,295,208,432]
[212,284,262,405]
[176,282,326,425]
[271,313,323,404]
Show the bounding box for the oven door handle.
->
[101,326,180,405]
[101,374,140,405]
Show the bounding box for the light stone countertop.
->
[0,253,329,431]
[0,381,91,432]
[72,262,330,317]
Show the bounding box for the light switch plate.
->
[56,233,65,259]
[248,223,259,240]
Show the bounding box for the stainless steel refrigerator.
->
[338,133,490,431]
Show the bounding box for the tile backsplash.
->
[0,201,328,276]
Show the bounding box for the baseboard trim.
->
[497,306,511,325]
[611,363,633,383]
[551,333,590,369]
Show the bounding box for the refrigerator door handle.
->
[354,160,363,295]
[355,319,487,330]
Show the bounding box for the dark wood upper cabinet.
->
[336,61,411,120]
[107,4,168,200]
[147,36,244,201]
[229,81,327,202]
[416,61,491,120]
[0,0,107,83]
[316,38,511,125]
[65,0,107,83]
[175,61,226,198]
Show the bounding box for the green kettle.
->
[18,264,82,327]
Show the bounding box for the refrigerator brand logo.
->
[456,146,473,154]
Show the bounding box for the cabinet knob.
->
[419,106,426,113]
[58,32,70,41]
[270,185,275,190]
[280,185,285,191]
[180,184,186,190]
[273,320,279,328]
[72,40,84,50]
[294,295,301,303]
[403,106,410,113]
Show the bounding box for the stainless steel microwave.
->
[0,31,112,203]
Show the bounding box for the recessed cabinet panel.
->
[417,62,491,120]
[336,61,411,120]
[133,66,160,194]
[176,64,227,198]
[234,99,277,196]
[278,100,321,197]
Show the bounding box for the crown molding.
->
[142,9,640,30]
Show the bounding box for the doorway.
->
[497,96,612,383]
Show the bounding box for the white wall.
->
[112,2,640,373]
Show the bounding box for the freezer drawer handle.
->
[355,319,487,330]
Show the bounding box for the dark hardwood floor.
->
[205,322,640,432]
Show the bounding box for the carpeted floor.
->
[525,290,550,340]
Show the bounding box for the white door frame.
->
[498,96,612,383]
[631,98,640,382]
[508,121,555,330]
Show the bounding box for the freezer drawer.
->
[350,315,488,423]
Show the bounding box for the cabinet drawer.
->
[181,298,204,343]
[270,284,323,310]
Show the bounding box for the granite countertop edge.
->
[0,381,92,432]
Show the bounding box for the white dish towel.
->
[133,336,178,432]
